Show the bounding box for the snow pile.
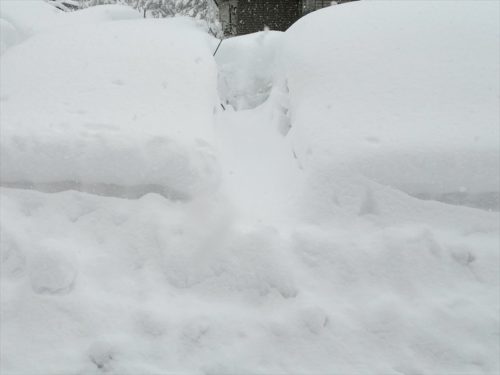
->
[0,0,60,53]
[0,1,141,54]
[276,0,499,210]
[216,30,283,110]
[62,4,141,23]
[0,15,220,199]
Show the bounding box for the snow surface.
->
[0,1,141,54]
[276,1,499,205]
[1,9,219,199]
[0,0,60,53]
[215,30,283,110]
[1,1,499,374]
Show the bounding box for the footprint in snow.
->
[111,79,124,86]
[29,248,77,295]
[364,136,381,145]
[88,341,115,372]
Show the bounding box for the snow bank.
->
[0,0,60,36]
[276,1,499,207]
[0,1,141,54]
[216,30,283,110]
[64,4,141,23]
[0,17,220,199]
[0,0,60,53]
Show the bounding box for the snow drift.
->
[0,0,60,53]
[0,16,220,199]
[275,0,499,210]
[215,30,283,110]
[0,1,141,54]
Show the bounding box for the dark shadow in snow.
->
[1,181,189,201]
[413,191,499,212]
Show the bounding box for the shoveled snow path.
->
[215,105,303,225]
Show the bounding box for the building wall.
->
[218,0,359,36]
[302,0,359,15]
[302,0,331,15]
[236,0,301,34]
[219,0,238,36]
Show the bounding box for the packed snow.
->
[1,1,499,374]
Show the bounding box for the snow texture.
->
[1,5,219,199]
[0,1,499,374]
[275,1,499,205]
[215,30,283,110]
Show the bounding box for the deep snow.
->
[215,30,283,110]
[1,12,219,199]
[276,1,499,207]
[0,1,141,54]
[1,1,499,374]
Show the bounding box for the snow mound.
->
[0,0,60,53]
[0,17,220,199]
[276,1,499,209]
[216,30,283,110]
[0,0,60,37]
[0,1,141,54]
[64,4,141,23]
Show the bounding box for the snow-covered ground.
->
[1,1,499,374]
